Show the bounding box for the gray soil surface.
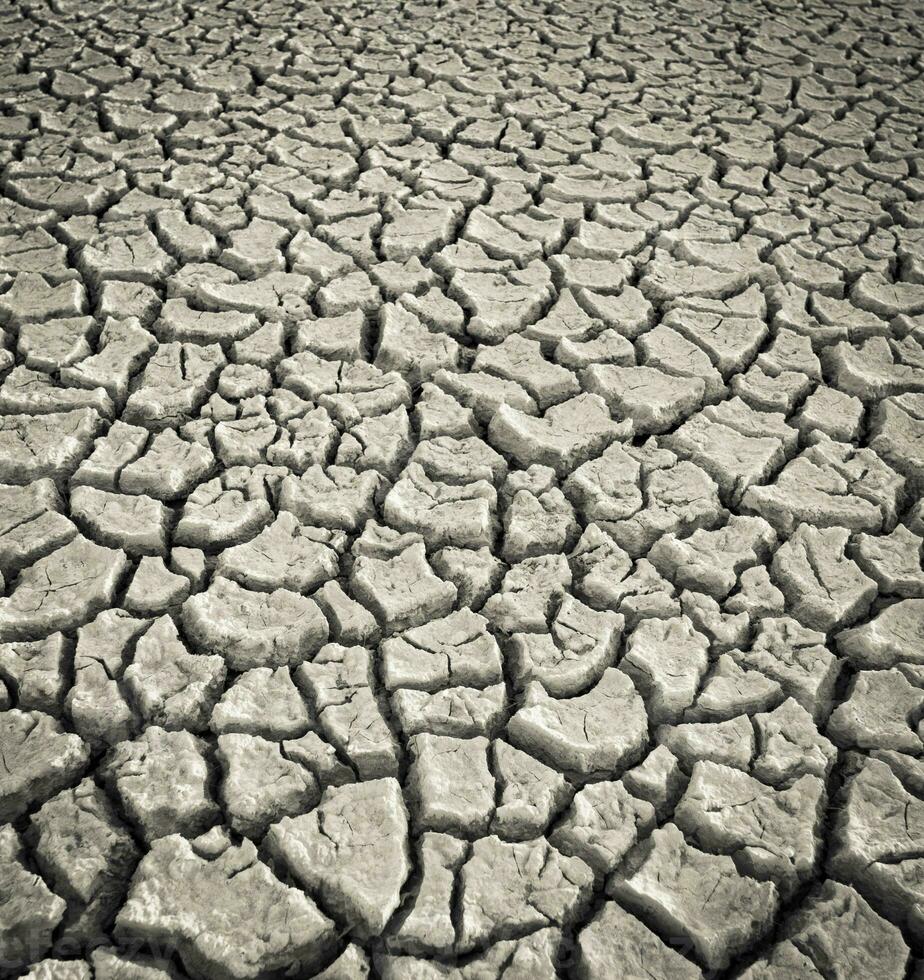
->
[0,0,923,977]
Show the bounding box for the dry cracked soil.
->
[1,0,924,977]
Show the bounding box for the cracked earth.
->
[1,0,924,978]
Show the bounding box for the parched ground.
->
[1,0,924,977]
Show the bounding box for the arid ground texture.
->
[1,0,924,978]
